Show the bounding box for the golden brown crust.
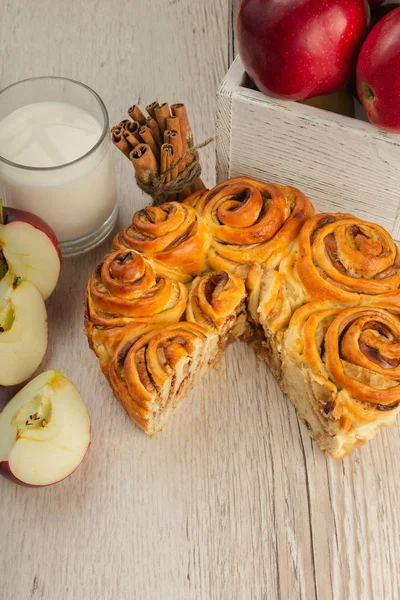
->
[85,248,188,368]
[112,201,211,282]
[186,270,246,333]
[191,176,315,272]
[297,213,400,304]
[255,213,400,387]
[182,189,208,209]
[87,249,187,327]
[108,322,210,434]
[283,302,400,457]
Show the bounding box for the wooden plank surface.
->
[1,2,400,600]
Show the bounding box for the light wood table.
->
[1,2,400,599]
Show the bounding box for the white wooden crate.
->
[216,55,400,242]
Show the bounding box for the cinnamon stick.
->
[146,117,163,148]
[111,126,132,157]
[164,130,183,176]
[165,116,180,133]
[128,105,146,126]
[160,143,173,184]
[129,144,158,185]
[118,119,131,129]
[171,104,192,141]
[154,103,171,134]
[160,143,176,201]
[171,103,193,163]
[146,101,160,120]
[139,125,160,160]
[171,104,205,190]
[123,120,142,146]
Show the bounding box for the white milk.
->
[0,102,117,242]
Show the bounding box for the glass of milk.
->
[0,77,118,256]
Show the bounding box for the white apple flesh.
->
[0,370,91,487]
[0,272,48,386]
[0,220,61,301]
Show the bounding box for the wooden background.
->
[1,1,400,599]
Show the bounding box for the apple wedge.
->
[0,204,61,300]
[0,272,48,386]
[0,370,91,487]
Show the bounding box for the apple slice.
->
[0,272,48,386]
[0,370,91,487]
[0,203,61,300]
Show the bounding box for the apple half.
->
[0,272,48,386]
[0,370,91,487]
[0,203,61,300]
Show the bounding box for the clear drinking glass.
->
[0,77,118,256]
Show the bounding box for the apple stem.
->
[362,82,375,102]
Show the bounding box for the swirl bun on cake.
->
[113,201,210,282]
[296,214,400,303]
[186,271,246,335]
[283,303,400,458]
[190,176,315,272]
[108,322,219,434]
[85,249,188,367]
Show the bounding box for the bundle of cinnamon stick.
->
[111,101,208,204]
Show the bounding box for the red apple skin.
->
[349,3,399,103]
[356,7,400,132]
[237,0,370,101]
[3,206,62,262]
[0,461,39,487]
[0,442,91,487]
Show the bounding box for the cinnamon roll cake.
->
[85,175,400,457]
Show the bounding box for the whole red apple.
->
[357,7,400,132]
[237,0,370,101]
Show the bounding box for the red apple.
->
[0,271,48,386]
[357,7,400,132]
[237,0,370,101]
[0,370,91,487]
[0,202,61,300]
